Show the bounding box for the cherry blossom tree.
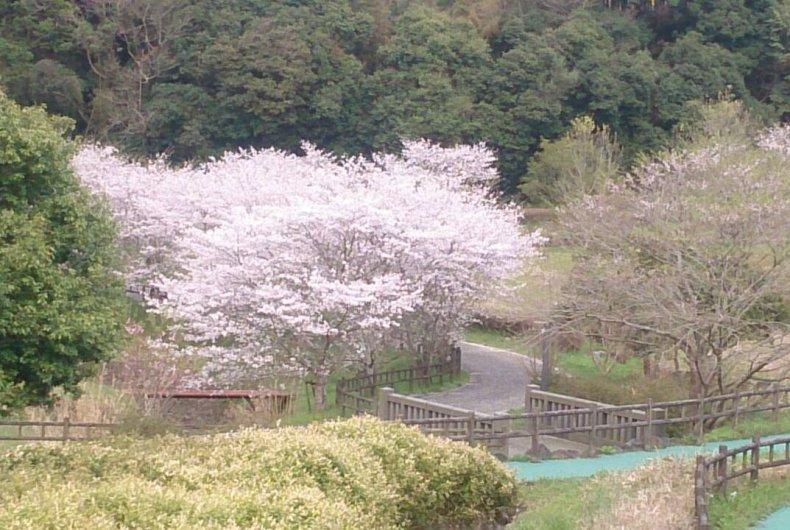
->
[75,141,542,407]
[550,120,789,402]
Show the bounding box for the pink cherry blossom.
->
[75,141,543,406]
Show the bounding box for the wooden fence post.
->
[697,396,706,444]
[467,412,476,445]
[644,398,653,449]
[733,392,741,427]
[772,384,779,422]
[695,455,710,530]
[717,445,728,495]
[63,416,70,441]
[539,337,551,390]
[751,435,760,481]
[587,405,598,456]
[525,384,532,412]
[530,413,540,455]
[376,387,394,421]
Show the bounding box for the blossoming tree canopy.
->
[553,122,789,399]
[75,141,543,406]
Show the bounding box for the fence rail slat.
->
[694,435,790,529]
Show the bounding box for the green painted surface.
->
[757,506,790,529]
[507,434,789,481]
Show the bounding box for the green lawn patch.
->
[510,477,613,530]
[708,472,790,530]
[549,349,689,405]
[704,410,790,443]
[465,326,535,356]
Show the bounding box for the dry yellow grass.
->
[583,458,694,530]
[580,459,787,530]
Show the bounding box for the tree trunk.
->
[689,366,703,400]
[642,356,654,377]
[313,373,328,411]
[540,339,552,390]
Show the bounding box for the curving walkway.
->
[416,341,541,414]
[415,341,587,454]
[757,506,790,529]
[506,433,790,481]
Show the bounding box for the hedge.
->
[0,417,517,529]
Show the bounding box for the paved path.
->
[507,433,790,480]
[417,341,541,414]
[417,342,589,456]
[757,506,790,530]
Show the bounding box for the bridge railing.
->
[377,388,511,457]
[335,345,461,416]
[385,385,789,458]
[0,418,118,442]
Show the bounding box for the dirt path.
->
[416,341,541,414]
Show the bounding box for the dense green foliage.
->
[520,116,621,204]
[0,92,124,413]
[1,0,786,197]
[0,417,518,529]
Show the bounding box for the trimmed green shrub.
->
[0,92,125,413]
[0,416,518,529]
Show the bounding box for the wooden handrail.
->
[386,384,789,457]
[0,417,118,442]
[694,435,790,529]
[336,344,462,415]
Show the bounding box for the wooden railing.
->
[377,387,511,457]
[694,435,790,530]
[525,385,666,447]
[391,385,790,457]
[336,345,462,415]
[0,418,118,442]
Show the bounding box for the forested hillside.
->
[1,0,787,197]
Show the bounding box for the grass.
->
[281,351,469,427]
[708,469,790,529]
[704,410,790,443]
[511,478,614,529]
[465,326,535,356]
[549,349,689,405]
[510,458,790,529]
[510,458,695,529]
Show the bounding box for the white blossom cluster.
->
[75,141,542,388]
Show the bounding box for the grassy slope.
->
[550,349,689,404]
[465,326,689,404]
[709,470,790,529]
[282,353,469,427]
[704,410,790,443]
[511,478,614,530]
[465,326,536,357]
[510,459,790,530]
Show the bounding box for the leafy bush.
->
[0,92,125,413]
[0,417,518,529]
